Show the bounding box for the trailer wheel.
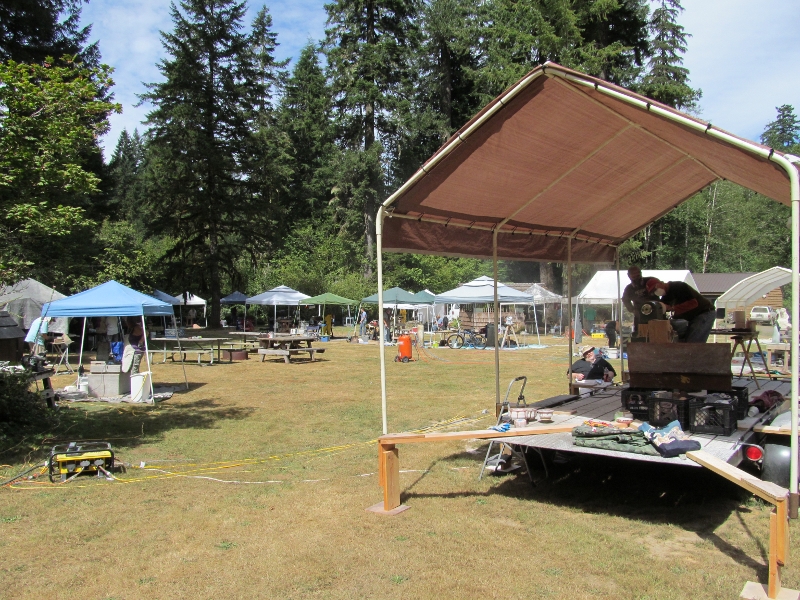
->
[402,357,409,363]
[762,442,792,488]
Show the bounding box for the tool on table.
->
[480,376,533,482]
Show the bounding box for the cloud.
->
[680,0,800,142]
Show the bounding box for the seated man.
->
[645,279,715,343]
[569,345,616,386]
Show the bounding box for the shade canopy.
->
[301,293,357,306]
[152,289,180,305]
[410,289,436,304]
[715,267,792,311]
[524,283,563,303]
[576,270,698,305]
[436,276,534,304]
[175,292,206,306]
[43,280,174,317]
[247,286,310,306]
[220,291,247,305]
[362,287,418,305]
[0,278,68,332]
[381,62,793,264]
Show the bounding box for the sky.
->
[79,0,800,158]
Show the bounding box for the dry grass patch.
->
[0,330,795,598]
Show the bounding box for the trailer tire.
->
[762,442,792,488]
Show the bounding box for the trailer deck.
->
[498,378,793,467]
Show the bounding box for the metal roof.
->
[692,273,756,295]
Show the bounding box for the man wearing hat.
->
[645,279,715,343]
[622,265,659,335]
[570,345,616,383]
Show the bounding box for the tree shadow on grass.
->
[404,448,769,580]
[0,398,255,464]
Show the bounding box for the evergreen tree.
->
[0,0,100,66]
[141,0,289,326]
[107,129,146,220]
[761,105,800,154]
[638,0,700,111]
[278,43,336,223]
[324,0,420,277]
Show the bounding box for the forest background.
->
[1,0,798,327]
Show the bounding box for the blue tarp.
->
[42,280,175,317]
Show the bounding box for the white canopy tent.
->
[715,266,792,311]
[246,286,310,332]
[576,270,698,305]
[175,292,207,326]
[524,283,564,334]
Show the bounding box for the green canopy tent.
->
[362,287,418,340]
[301,293,358,334]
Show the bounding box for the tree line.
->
[0,0,797,325]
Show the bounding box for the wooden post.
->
[382,444,400,511]
[770,508,782,599]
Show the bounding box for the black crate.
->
[621,387,650,412]
[629,406,649,423]
[688,399,737,436]
[648,397,690,428]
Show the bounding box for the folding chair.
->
[51,334,74,375]
[479,376,534,483]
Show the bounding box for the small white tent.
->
[436,276,534,304]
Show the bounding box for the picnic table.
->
[257,334,325,364]
[150,337,229,364]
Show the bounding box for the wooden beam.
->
[382,445,401,511]
[771,509,782,599]
[378,423,575,445]
[686,450,789,505]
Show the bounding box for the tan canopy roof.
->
[382,62,796,263]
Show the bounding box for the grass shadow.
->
[0,398,255,464]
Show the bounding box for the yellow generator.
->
[48,442,115,482]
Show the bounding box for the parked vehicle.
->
[750,306,776,322]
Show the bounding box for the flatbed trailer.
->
[498,377,794,474]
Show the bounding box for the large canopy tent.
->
[175,292,207,327]
[373,62,799,510]
[575,270,697,305]
[152,289,180,305]
[362,287,418,305]
[42,280,177,401]
[524,283,564,334]
[301,293,358,328]
[0,278,68,333]
[247,286,310,332]
[715,266,793,312]
[221,291,247,305]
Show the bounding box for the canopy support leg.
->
[616,248,625,377]
[567,238,573,389]
[493,228,500,405]
[141,319,155,403]
[377,208,388,435]
[789,162,799,517]
[77,317,86,384]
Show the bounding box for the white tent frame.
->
[715,266,793,311]
[375,86,799,511]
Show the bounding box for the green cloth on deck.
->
[572,425,660,456]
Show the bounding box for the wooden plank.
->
[777,499,789,566]
[770,509,782,599]
[686,450,789,505]
[645,320,673,343]
[378,422,576,445]
[752,425,796,436]
[382,446,401,511]
[627,343,732,374]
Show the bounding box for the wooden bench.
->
[258,348,325,364]
[152,347,215,364]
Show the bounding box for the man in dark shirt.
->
[622,266,658,334]
[570,345,616,382]
[645,279,716,343]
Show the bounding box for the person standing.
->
[622,266,658,335]
[646,279,715,343]
[605,320,617,348]
[25,316,50,355]
[187,307,197,327]
[359,307,367,337]
[324,313,333,336]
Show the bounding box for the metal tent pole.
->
[493,229,500,405]
[616,248,625,376]
[377,208,388,434]
[77,317,86,384]
[141,317,156,403]
[567,238,573,387]
[787,158,800,517]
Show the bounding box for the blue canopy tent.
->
[43,281,177,401]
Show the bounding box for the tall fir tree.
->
[141,0,289,326]
[324,0,420,278]
[278,43,336,221]
[761,105,800,154]
[638,0,700,111]
[107,129,146,221]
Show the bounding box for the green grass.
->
[0,329,792,598]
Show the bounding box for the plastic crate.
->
[629,406,649,423]
[621,387,650,412]
[648,396,690,428]
[688,399,737,436]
